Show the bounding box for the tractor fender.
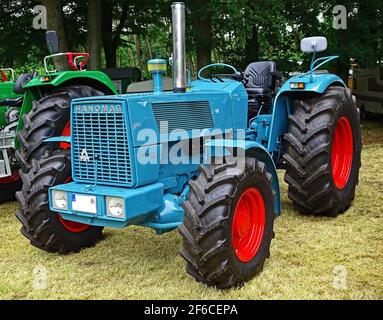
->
[205,139,281,216]
[15,71,117,140]
[278,73,346,95]
[22,71,117,95]
[267,73,346,153]
[43,136,71,144]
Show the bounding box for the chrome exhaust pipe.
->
[172,2,187,93]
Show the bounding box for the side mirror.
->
[46,31,60,54]
[300,36,328,53]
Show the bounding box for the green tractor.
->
[0,68,23,202]
[0,31,122,203]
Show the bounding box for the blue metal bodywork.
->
[267,71,345,156]
[48,56,346,234]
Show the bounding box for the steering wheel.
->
[198,63,240,82]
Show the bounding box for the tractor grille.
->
[152,101,214,132]
[72,102,133,186]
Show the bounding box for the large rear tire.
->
[16,85,103,173]
[284,86,362,216]
[179,158,275,289]
[15,150,103,253]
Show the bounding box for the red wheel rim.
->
[58,177,90,233]
[58,215,89,233]
[332,117,354,189]
[232,188,265,263]
[60,122,71,150]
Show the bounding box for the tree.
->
[188,0,213,70]
[0,0,45,68]
[101,0,129,68]
[86,0,102,70]
[42,0,69,52]
[325,0,383,78]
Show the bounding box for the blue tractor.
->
[16,3,361,289]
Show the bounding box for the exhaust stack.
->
[172,2,187,93]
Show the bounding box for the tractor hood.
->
[69,79,248,188]
[71,79,248,149]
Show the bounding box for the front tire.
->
[284,86,362,216]
[16,150,103,253]
[179,158,275,289]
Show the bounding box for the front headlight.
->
[106,197,125,219]
[52,190,68,210]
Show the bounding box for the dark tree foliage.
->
[0,0,381,78]
[0,0,45,67]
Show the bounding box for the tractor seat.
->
[244,61,282,118]
[244,61,280,96]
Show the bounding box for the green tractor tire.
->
[16,85,104,173]
[16,149,103,253]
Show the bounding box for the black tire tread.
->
[16,85,103,173]
[284,86,362,216]
[15,150,103,253]
[179,158,275,289]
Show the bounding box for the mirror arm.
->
[298,56,339,79]
[309,49,317,82]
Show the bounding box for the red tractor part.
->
[0,173,20,184]
[1,70,7,82]
[58,176,90,233]
[66,53,90,71]
[332,117,354,189]
[232,188,265,263]
[57,124,89,232]
[60,122,71,150]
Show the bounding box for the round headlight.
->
[107,198,124,217]
[53,191,68,210]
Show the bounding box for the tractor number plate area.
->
[71,194,97,214]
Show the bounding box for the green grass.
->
[0,120,382,300]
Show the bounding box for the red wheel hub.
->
[58,178,90,233]
[60,122,71,150]
[58,215,89,233]
[232,188,265,263]
[332,117,354,189]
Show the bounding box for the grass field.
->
[0,120,382,300]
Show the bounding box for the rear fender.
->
[267,73,346,153]
[15,71,117,148]
[19,71,117,122]
[22,71,117,95]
